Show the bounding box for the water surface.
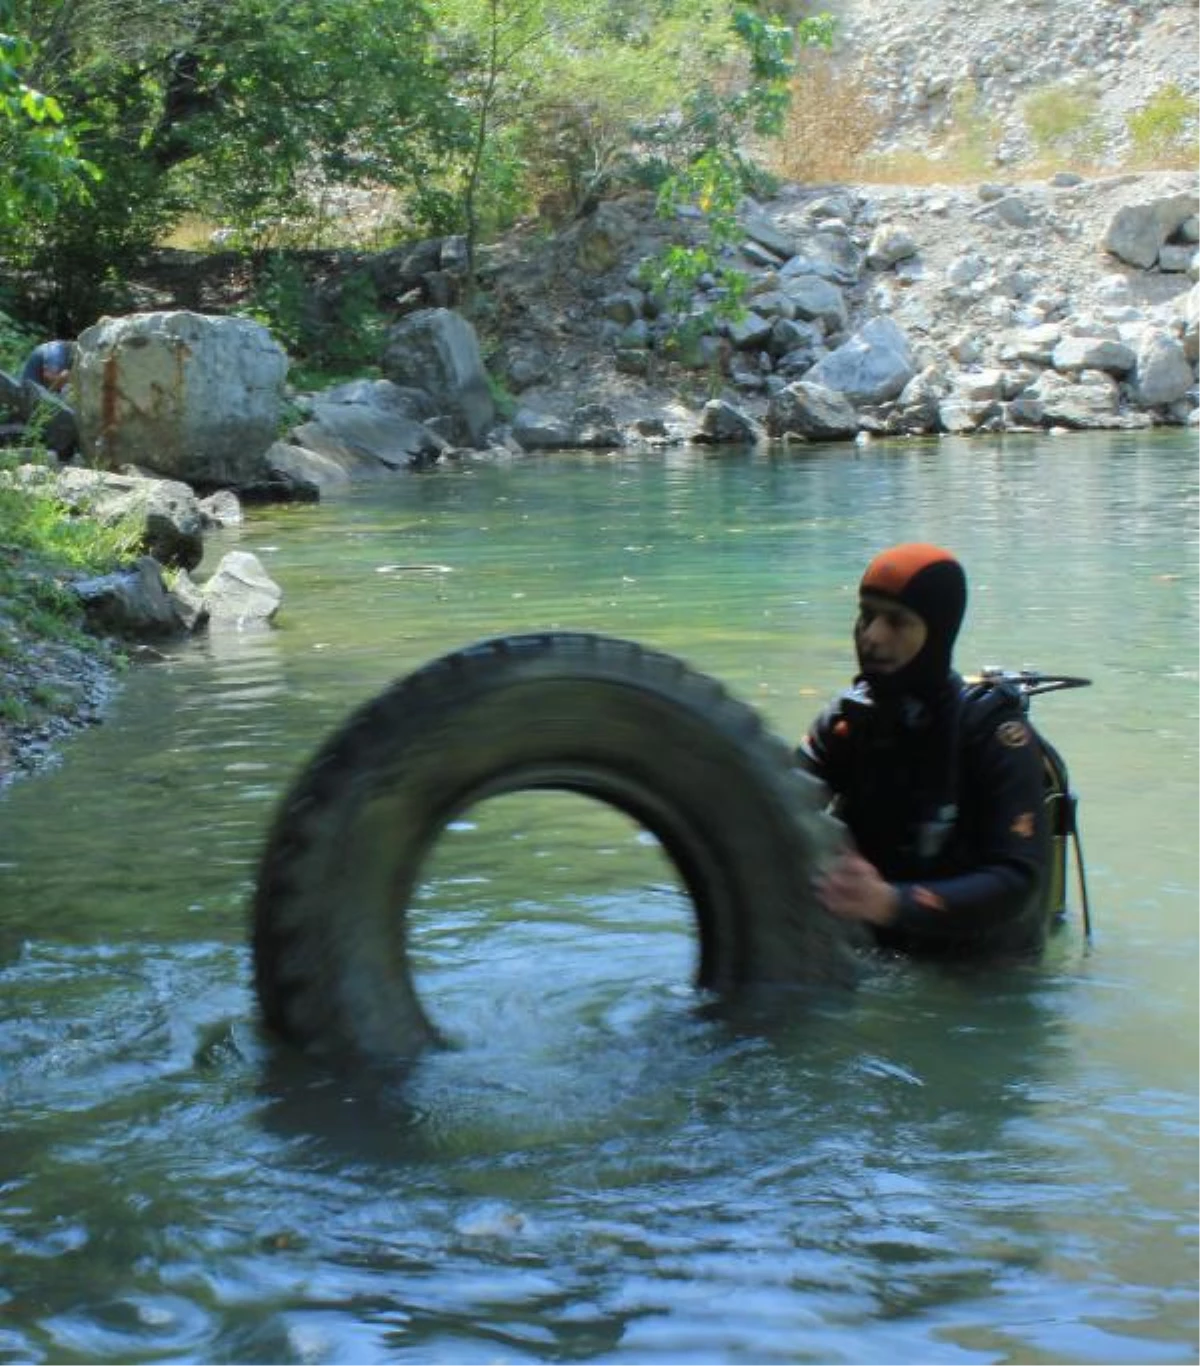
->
[0,431,1196,1364]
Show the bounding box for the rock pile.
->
[826,0,1198,169]
[494,171,1197,445]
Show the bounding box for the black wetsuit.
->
[799,673,1050,958]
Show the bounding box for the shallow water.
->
[0,431,1196,1364]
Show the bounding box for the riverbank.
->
[0,546,122,790]
[4,165,1198,793]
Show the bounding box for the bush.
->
[242,254,388,374]
[1126,83,1197,168]
[765,52,886,183]
[1022,81,1105,166]
[0,308,39,375]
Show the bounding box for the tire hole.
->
[407,791,697,1049]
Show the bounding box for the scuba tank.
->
[969,667,1093,939]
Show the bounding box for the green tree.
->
[0,5,97,239]
[5,0,458,330]
[427,0,784,285]
[646,5,835,341]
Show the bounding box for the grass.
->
[0,451,141,762]
[762,60,1197,186]
[0,483,131,780]
[1022,81,1106,166]
[763,53,888,184]
[1125,83,1198,169]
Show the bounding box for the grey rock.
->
[866,224,920,269]
[727,312,775,350]
[954,368,1006,402]
[780,275,848,331]
[766,381,859,440]
[73,556,186,638]
[1052,335,1137,375]
[1158,245,1197,274]
[694,399,764,444]
[266,439,355,491]
[740,214,796,261]
[74,311,285,486]
[1135,330,1194,407]
[1030,369,1121,427]
[512,408,574,449]
[201,550,282,626]
[381,307,494,446]
[600,290,645,324]
[571,403,624,449]
[804,316,916,405]
[293,401,443,473]
[1102,191,1200,269]
[198,489,243,528]
[780,231,862,287]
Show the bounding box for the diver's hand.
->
[816,851,899,927]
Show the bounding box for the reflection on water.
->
[0,432,1196,1364]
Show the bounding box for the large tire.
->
[252,632,854,1063]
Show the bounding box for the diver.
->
[798,542,1055,959]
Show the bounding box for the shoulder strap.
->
[959,678,1028,744]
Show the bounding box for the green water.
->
[0,431,1196,1364]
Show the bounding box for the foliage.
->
[642,6,835,351]
[0,7,99,242]
[1126,83,1197,168]
[0,305,39,372]
[0,450,137,717]
[3,0,459,331]
[1022,81,1104,166]
[427,0,803,280]
[766,50,886,183]
[938,81,1004,179]
[0,458,142,574]
[240,255,388,375]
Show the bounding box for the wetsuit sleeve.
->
[888,717,1047,944]
[795,699,846,788]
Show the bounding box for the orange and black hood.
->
[857,542,968,695]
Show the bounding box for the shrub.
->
[766,52,886,183]
[1126,83,1197,168]
[243,254,387,374]
[1022,81,1105,166]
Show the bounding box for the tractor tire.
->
[252,632,853,1063]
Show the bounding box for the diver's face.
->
[855,592,927,674]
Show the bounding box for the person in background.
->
[797,542,1052,959]
[20,339,75,394]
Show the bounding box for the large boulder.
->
[766,381,859,440]
[380,308,495,447]
[1102,191,1199,270]
[72,555,192,638]
[291,380,445,473]
[804,316,916,406]
[1135,330,1194,408]
[74,311,287,486]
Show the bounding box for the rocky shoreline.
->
[2,166,1197,793]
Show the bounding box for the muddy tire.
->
[252,632,853,1062]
